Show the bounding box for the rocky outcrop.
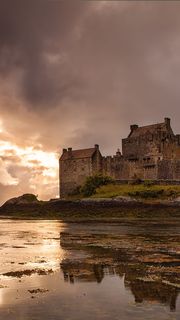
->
[3,194,39,205]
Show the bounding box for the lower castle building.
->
[59,118,180,198]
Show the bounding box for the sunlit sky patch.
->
[0,138,59,203]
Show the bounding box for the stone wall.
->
[157,160,174,180]
[60,155,180,198]
[102,156,159,180]
[102,156,129,179]
[122,136,161,161]
[92,149,103,174]
[122,119,176,162]
[173,160,180,179]
[59,148,102,198]
[59,157,93,198]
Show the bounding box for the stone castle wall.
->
[102,156,158,180]
[59,147,102,198]
[59,157,92,198]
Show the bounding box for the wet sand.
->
[0,219,179,320]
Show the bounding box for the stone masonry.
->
[59,118,180,198]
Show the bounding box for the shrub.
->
[128,174,142,185]
[128,189,164,199]
[81,174,114,197]
[143,180,155,187]
[68,186,81,196]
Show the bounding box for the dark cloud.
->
[0,0,88,106]
[1,1,180,124]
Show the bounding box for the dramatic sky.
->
[0,0,180,204]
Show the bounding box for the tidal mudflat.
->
[0,219,179,320]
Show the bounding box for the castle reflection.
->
[61,260,179,311]
[60,226,180,311]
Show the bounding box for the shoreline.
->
[0,198,180,221]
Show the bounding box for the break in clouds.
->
[0,0,180,204]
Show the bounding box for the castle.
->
[59,118,180,198]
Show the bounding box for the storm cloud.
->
[0,1,180,203]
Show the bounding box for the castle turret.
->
[130,124,138,132]
[116,148,121,157]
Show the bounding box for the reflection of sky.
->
[0,220,67,308]
[0,220,66,272]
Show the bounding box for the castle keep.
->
[59,118,180,198]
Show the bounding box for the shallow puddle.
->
[0,219,179,319]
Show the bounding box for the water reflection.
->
[60,222,180,312]
[0,219,179,320]
[0,220,66,274]
[0,220,66,309]
[61,261,179,311]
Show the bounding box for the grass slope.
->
[92,183,180,200]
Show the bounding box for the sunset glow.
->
[0,138,59,203]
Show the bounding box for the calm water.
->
[0,219,179,320]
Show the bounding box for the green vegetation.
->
[80,174,114,197]
[92,183,180,200]
[68,176,180,201]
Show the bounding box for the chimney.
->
[67,147,72,157]
[164,117,170,128]
[116,148,121,156]
[130,124,138,132]
[62,148,67,153]
[94,144,99,150]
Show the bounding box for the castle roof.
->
[129,122,168,138]
[60,147,97,160]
